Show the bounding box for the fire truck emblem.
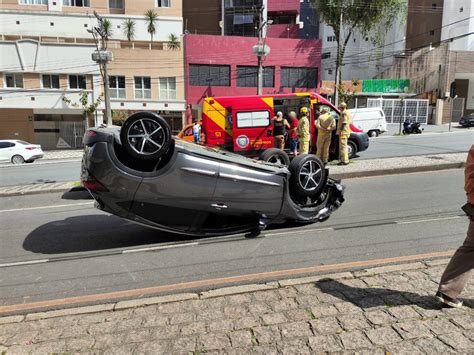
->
[236,135,249,148]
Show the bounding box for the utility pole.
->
[257,5,265,95]
[334,5,343,107]
[89,11,113,126]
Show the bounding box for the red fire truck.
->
[180,92,369,164]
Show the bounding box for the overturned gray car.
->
[81,112,345,236]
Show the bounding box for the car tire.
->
[368,130,379,138]
[11,155,25,164]
[259,148,290,166]
[120,112,172,161]
[348,140,357,159]
[289,154,326,198]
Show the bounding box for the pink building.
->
[183,0,321,121]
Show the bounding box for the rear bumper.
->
[26,154,43,161]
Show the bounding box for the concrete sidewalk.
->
[42,149,83,161]
[0,258,472,353]
[0,152,466,197]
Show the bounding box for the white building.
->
[319,14,406,81]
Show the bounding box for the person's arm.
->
[465,145,474,204]
[329,118,337,131]
[284,119,291,130]
[315,118,322,130]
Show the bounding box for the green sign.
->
[362,79,410,93]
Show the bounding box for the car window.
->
[236,111,270,128]
[16,140,30,145]
[0,142,9,149]
[9,142,16,147]
[315,104,339,120]
[185,127,193,136]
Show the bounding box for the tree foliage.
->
[122,18,136,46]
[144,9,159,43]
[167,33,181,50]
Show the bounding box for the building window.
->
[159,77,176,100]
[236,111,270,128]
[280,67,317,88]
[19,0,47,4]
[109,75,126,98]
[430,30,435,36]
[4,74,23,88]
[237,66,274,87]
[327,35,336,42]
[157,0,170,7]
[134,76,151,99]
[109,0,123,8]
[322,52,331,60]
[42,74,60,89]
[69,75,86,89]
[62,0,90,7]
[189,64,230,87]
[267,14,296,25]
[432,3,437,9]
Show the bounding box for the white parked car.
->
[349,107,388,137]
[0,140,44,164]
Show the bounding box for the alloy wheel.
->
[299,160,322,192]
[126,118,165,156]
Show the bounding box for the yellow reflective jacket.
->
[316,113,336,137]
[298,115,310,140]
[337,109,352,137]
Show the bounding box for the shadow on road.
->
[314,279,473,310]
[23,215,194,254]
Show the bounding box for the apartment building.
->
[182,0,321,121]
[319,8,406,82]
[0,0,184,149]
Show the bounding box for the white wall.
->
[441,0,474,51]
[320,13,406,81]
[0,41,98,73]
[0,89,93,111]
[0,10,183,42]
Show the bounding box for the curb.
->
[331,161,466,180]
[0,256,452,322]
[0,184,76,198]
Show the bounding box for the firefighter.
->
[297,107,310,154]
[315,107,336,164]
[336,102,352,165]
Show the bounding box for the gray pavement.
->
[0,170,468,307]
[361,130,473,160]
[384,123,471,136]
[0,259,473,353]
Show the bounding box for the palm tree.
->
[167,33,181,50]
[144,9,158,45]
[102,18,113,39]
[122,19,136,48]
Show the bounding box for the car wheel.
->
[259,148,290,166]
[120,112,172,161]
[348,140,357,159]
[11,155,25,164]
[368,130,378,138]
[289,154,327,198]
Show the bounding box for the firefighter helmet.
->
[300,107,309,115]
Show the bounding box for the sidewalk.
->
[43,149,83,161]
[0,258,472,353]
[384,123,471,136]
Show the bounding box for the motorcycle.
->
[402,120,423,135]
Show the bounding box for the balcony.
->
[267,24,299,39]
[267,0,300,13]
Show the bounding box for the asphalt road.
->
[360,131,473,160]
[0,131,472,187]
[0,169,468,307]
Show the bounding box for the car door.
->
[130,148,219,233]
[212,157,284,218]
[0,142,10,162]
[232,110,273,153]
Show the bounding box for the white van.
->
[349,107,388,137]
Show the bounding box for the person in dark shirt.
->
[272,111,290,150]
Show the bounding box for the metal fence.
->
[58,121,86,149]
[367,98,429,124]
[452,98,465,123]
